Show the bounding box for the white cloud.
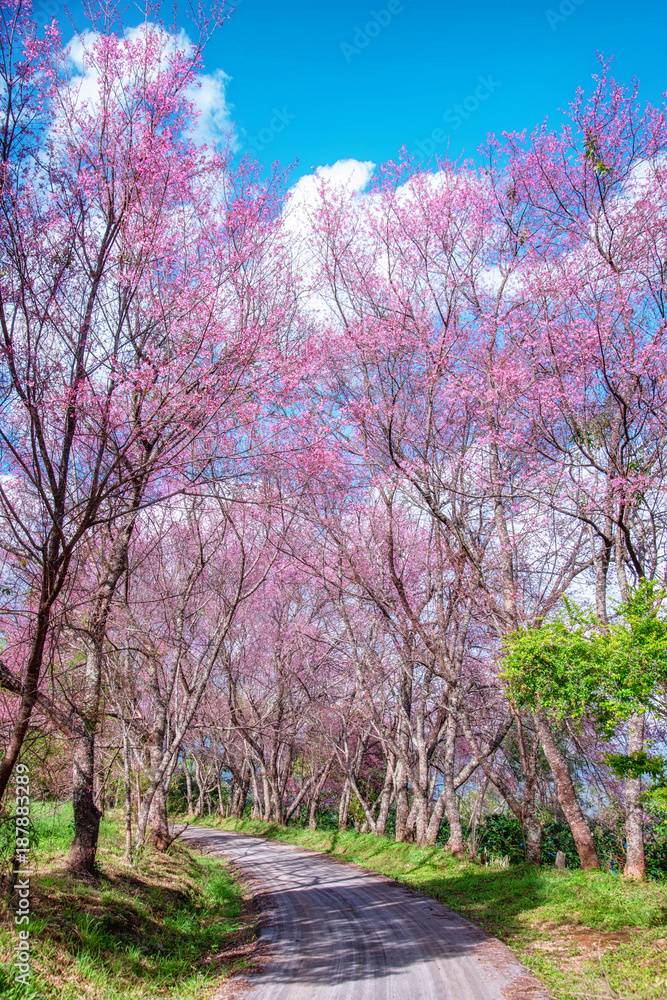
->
[283,158,375,237]
[186,68,235,150]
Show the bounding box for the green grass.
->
[0,804,256,999]
[206,817,667,1000]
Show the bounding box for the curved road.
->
[183,828,550,1000]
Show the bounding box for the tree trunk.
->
[217,771,225,816]
[69,503,141,873]
[413,786,429,847]
[374,759,394,837]
[123,730,133,859]
[110,773,122,810]
[405,797,417,842]
[269,774,284,824]
[135,768,143,820]
[338,779,351,831]
[306,758,334,830]
[250,765,261,819]
[0,605,51,802]
[441,712,465,856]
[70,718,103,874]
[536,711,599,870]
[185,763,194,817]
[69,639,104,875]
[148,784,171,851]
[444,784,465,857]
[467,778,488,860]
[230,767,249,819]
[195,760,206,817]
[624,712,645,878]
[425,787,448,847]
[394,761,410,842]
[261,768,272,822]
[523,800,542,865]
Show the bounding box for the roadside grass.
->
[0,803,256,999]
[204,816,667,1000]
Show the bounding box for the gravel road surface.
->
[182,827,550,1000]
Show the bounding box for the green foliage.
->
[502,582,667,876]
[503,603,605,720]
[502,580,667,732]
[645,831,667,881]
[476,813,526,863]
[475,814,599,870]
[541,821,580,869]
[605,751,667,782]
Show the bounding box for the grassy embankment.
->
[0,803,257,1000]
[206,816,667,1000]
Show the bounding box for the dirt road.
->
[183,827,550,1000]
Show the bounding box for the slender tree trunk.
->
[135,768,142,821]
[590,519,612,625]
[444,782,465,856]
[536,711,599,870]
[413,711,430,846]
[69,501,142,873]
[225,776,234,818]
[236,782,249,818]
[123,731,133,858]
[195,770,205,817]
[112,773,122,810]
[522,797,542,865]
[338,779,351,831]
[269,776,284,824]
[250,766,261,819]
[0,605,51,802]
[348,771,380,833]
[624,712,645,878]
[413,786,429,846]
[230,766,249,819]
[217,775,224,816]
[306,759,334,830]
[405,797,417,842]
[468,778,488,860]
[284,773,315,824]
[261,768,272,822]
[307,793,317,830]
[374,759,394,837]
[441,711,465,856]
[425,787,449,846]
[185,763,194,817]
[69,641,104,874]
[394,761,410,842]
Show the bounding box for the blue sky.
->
[57,0,667,181]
